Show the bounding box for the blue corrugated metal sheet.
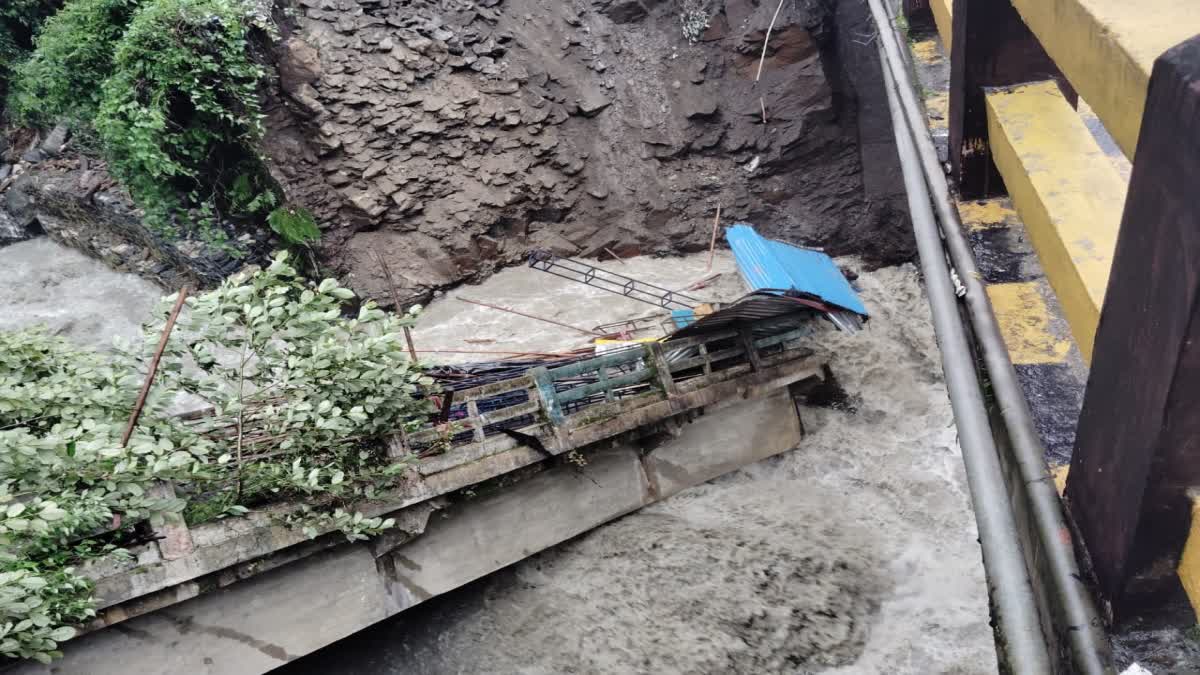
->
[725,224,868,317]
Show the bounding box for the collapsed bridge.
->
[18,228,866,674]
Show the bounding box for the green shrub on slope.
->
[93,0,268,241]
[8,0,144,126]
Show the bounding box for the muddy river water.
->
[0,237,996,673]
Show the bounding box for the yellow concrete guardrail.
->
[984,81,1127,363]
[929,0,953,52]
[1008,0,1200,160]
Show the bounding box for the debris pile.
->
[411,225,864,452]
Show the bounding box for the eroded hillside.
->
[263,0,913,301]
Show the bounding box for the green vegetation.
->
[5,0,310,253]
[7,0,143,127]
[267,204,321,246]
[894,12,910,41]
[0,0,62,99]
[94,0,271,244]
[0,251,433,662]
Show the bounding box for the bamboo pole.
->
[603,247,627,265]
[121,287,190,447]
[371,251,419,362]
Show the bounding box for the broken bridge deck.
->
[18,318,827,675]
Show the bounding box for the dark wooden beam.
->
[901,0,933,28]
[948,0,1076,198]
[1067,35,1200,614]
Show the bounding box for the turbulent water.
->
[281,257,998,674]
[0,237,996,672]
[0,237,162,349]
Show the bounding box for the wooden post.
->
[1066,35,1200,613]
[646,343,677,397]
[948,0,1075,198]
[530,366,564,425]
[738,325,763,372]
[902,0,931,25]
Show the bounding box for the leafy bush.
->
[0,328,208,539]
[8,0,312,252]
[0,327,206,663]
[0,566,92,664]
[0,253,431,662]
[267,205,320,245]
[0,0,63,102]
[0,0,63,35]
[0,27,21,85]
[93,0,269,242]
[7,0,144,126]
[150,251,431,510]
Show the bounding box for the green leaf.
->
[18,577,47,591]
[48,626,76,642]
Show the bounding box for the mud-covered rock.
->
[5,174,39,229]
[0,208,30,245]
[0,163,261,288]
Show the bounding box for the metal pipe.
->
[867,1,1113,671]
[878,39,1054,672]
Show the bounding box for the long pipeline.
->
[878,41,1054,672]
[865,1,1113,671]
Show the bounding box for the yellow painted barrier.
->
[986,282,1072,366]
[957,198,1018,232]
[1051,465,1069,498]
[929,0,952,52]
[985,81,1127,364]
[1009,0,1200,160]
[1178,497,1200,622]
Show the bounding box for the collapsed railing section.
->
[399,318,815,454]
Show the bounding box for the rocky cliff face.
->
[263,0,913,303]
[0,0,912,298]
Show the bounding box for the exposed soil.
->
[263,0,915,304]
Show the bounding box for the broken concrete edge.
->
[76,357,826,640]
[32,387,809,675]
